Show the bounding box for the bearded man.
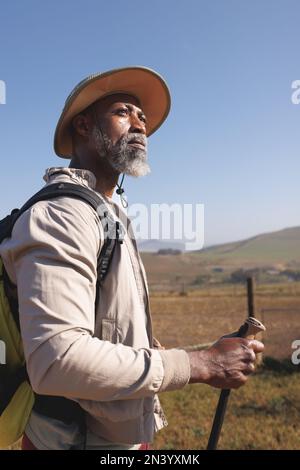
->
[0,67,263,450]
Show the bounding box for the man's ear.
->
[72,113,91,137]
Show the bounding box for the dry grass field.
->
[151,281,300,449]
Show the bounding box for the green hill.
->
[197,226,300,265]
[141,227,300,288]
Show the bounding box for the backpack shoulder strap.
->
[1,182,124,319]
[17,182,106,227]
[0,182,105,241]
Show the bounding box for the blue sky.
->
[0,0,299,246]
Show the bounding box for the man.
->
[0,66,263,450]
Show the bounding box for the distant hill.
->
[197,226,300,265]
[137,239,185,253]
[140,226,300,288]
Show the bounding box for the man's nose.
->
[129,113,146,135]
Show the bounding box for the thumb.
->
[248,339,265,353]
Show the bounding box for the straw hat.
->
[54,66,171,158]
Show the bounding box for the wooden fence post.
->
[247,277,255,318]
[246,277,263,364]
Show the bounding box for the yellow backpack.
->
[0,258,34,447]
[0,182,123,448]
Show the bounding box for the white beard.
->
[92,126,150,177]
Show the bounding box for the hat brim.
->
[54,66,171,158]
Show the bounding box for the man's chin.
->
[108,151,150,177]
[123,162,151,177]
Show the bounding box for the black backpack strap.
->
[23,183,124,286]
[0,365,29,415]
[19,182,103,215]
[2,182,124,284]
[0,183,103,241]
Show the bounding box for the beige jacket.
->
[0,168,190,445]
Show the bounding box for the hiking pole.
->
[206,317,266,450]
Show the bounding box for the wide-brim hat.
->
[54,66,171,158]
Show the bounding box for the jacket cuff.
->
[158,348,191,392]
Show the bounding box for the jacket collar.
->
[43,167,97,190]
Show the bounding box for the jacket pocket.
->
[101,319,117,343]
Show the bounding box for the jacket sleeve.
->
[4,198,190,402]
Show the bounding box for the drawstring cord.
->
[116,173,128,209]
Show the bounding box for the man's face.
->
[91,93,150,177]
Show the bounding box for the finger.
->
[243,362,256,375]
[241,348,256,363]
[248,339,264,353]
[232,374,248,388]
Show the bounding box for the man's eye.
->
[117,108,128,116]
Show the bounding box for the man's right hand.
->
[187,337,264,389]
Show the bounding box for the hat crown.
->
[65,72,103,106]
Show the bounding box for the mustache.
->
[121,133,147,148]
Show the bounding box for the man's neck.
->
[69,155,119,198]
[94,172,118,198]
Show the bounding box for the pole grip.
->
[237,317,266,340]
